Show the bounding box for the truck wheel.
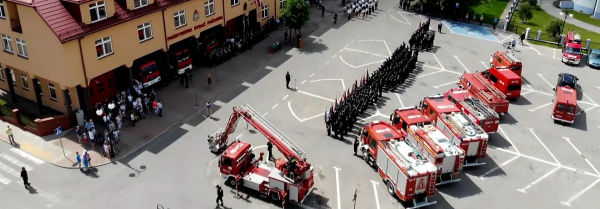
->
[363,152,369,164]
[387,181,397,197]
[227,177,237,187]
[270,192,280,201]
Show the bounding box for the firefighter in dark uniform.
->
[354,137,360,156]
[216,185,224,207]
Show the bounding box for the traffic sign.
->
[54,127,62,136]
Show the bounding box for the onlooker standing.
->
[511,38,517,52]
[520,32,526,45]
[6,126,15,145]
[153,100,158,115]
[479,14,483,26]
[157,100,163,117]
[438,22,442,33]
[216,185,224,207]
[130,112,136,127]
[493,17,498,29]
[267,141,274,160]
[285,72,291,89]
[322,6,325,17]
[84,150,92,168]
[76,152,81,169]
[76,126,83,144]
[207,73,213,89]
[21,167,30,189]
[206,101,212,117]
[88,130,96,149]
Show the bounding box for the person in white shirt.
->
[88,130,96,149]
[157,100,163,117]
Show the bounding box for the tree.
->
[280,0,311,37]
[526,0,538,6]
[546,20,563,37]
[517,4,534,22]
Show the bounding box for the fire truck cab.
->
[358,121,438,208]
[458,72,510,114]
[562,31,582,65]
[490,51,523,76]
[169,49,192,76]
[418,95,461,122]
[551,86,578,124]
[444,88,500,133]
[481,66,522,99]
[133,61,162,89]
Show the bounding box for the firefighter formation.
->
[324,19,435,139]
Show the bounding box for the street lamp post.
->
[560,10,573,35]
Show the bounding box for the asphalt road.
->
[2,0,600,209]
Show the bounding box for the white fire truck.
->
[215,104,315,207]
[435,112,489,167]
[358,121,438,208]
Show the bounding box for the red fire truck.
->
[133,61,162,89]
[551,86,578,124]
[417,95,461,122]
[169,49,192,76]
[458,72,510,115]
[435,112,488,167]
[443,88,500,133]
[213,104,314,206]
[562,31,582,65]
[357,121,438,208]
[490,51,522,76]
[482,67,522,99]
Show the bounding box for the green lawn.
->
[472,0,510,24]
[510,7,600,48]
[571,11,600,28]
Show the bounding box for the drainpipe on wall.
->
[78,38,92,119]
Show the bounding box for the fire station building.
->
[0,0,282,129]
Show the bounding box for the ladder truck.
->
[435,112,488,167]
[216,104,315,207]
[389,108,465,185]
[443,88,500,134]
[458,72,510,115]
[357,120,438,209]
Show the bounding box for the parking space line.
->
[479,61,488,69]
[417,70,444,78]
[517,167,560,193]
[580,105,599,115]
[310,73,315,78]
[494,147,600,178]
[431,53,445,70]
[397,11,412,25]
[526,40,543,55]
[498,127,520,153]
[297,90,335,102]
[453,56,471,73]
[528,128,560,164]
[536,73,555,89]
[433,81,457,89]
[478,155,520,180]
[343,48,389,58]
[282,95,289,100]
[262,112,268,117]
[576,87,598,105]
[301,80,307,85]
[441,21,455,34]
[422,65,444,71]
[561,178,600,206]
[334,167,342,209]
[389,14,410,25]
[563,137,600,175]
[500,34,513,42]
[340,56,386,69]
[370,180,381,209]
[396,93,406,108]
[332,55,337,59]
[528,102,553,112]
[272,103,279,109]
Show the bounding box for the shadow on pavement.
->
[499,112,518,125]
[566,111,587,131]
[436,172,483,198]
[463,156,503,179]
[303,187,332,209]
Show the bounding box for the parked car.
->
[555,73,578,91]
[587,49,600,68]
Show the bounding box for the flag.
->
[366,70,369,80]
[353,82,357,91]
[347,89,350,97]
[354,79,358,89]
[256,0,264,7]
[334,96,338,110]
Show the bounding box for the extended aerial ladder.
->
[474,73,506,100]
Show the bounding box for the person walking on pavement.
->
[285,72,291,89]
[353,138,359,156]
[216,185,224,207]
[511,38,517,52]
[76,126,83,144]
[493,17,498,29]
[322,6,325,17]
[267,141,274,160]
[130,112,136,127]
[76,152,81,169]
[206,101,212,117]
[479,14,483,26]
[207,73,213,89]
[438,22,442,33]
[6,126,16,145]
[157,100,163,117]
[334,13,338,24]
[520,32,525,45]
[21,167,30,189]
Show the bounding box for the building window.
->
[20,73,28,90]
[205,0,215,16]
[48,83,57,101]
[231,0,239,6]
[134,0,148,8]
[174,10,186,28]
[261,6,269,19]
[0,1,5,18]
[0,69,4,81]
[9,69,15,86]
[95,36,113,58]
[16,38,27,58]
[89,1,107,23]
[280,0,285,8]
[137,22,152,42]
[2,34,12,53]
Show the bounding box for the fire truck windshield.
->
[566,46,581,55]
[177,52,190,63]
[141,63,158,77]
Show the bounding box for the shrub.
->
[518,4,534,22]
[546,20,563,37]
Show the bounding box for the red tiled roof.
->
[8,0,189,43]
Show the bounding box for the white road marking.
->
[422,65,444,71]
[0,161,21,178]
[498,127,520,153]
[262,112,268,117]
[493,147,600,178]
[310,73,315,78]
[0,172,11,185]
[345,44,350,48]
[236,134,243,140]
[396,93,406,108]
[389,14,410,25]
[564,137,600,175]
[9,148,44,165]
[332,55,337,59]
[500,34,513,43]
[417,70,444,78]
[288,102,326,123]
[536,73,555,89]
[310,79,346,90]
[272,103,279,109]
[441,21,455,34]
[526,40,543,55]
[325,60,330,65]
[282,95,289,100]
[339,49,344,53]
[370,180,381,209]
[318,67,322,71]
[561,178,600,206]
[528,128,560,164]
[576,87,598,105]
[528,102,553,112]
[297,90,336,102]
[479,61,489,69]
[0,153,34,171]
[45,203,53,208]
[334,167,342,209]
[343,48,389,58]
[301,80,307,85]
[418,14,426,22]
[339,56,386,68]
[202,115,223,129]
[431,53,445,70]
[356,40,392,56]
[521,90,534,95]
[241,82,253,87]
[397,11,412,25]
[478,155,520,180]
[433,81,457,89]
[517,167,560,193]
[453,56,470,73]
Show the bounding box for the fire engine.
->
[133,61,162,89]
[417,95,461,122]
[490,51,522,76]
[213,104,315,206]
[357,121,438,208]
[169,49,192,75]
[389,107,465,184]
[562,31,582,65]
[481,66,522,99]
[435,112,488,167]
[551,86,578,124]
[458,72,509,114]
[443,88,500,133]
